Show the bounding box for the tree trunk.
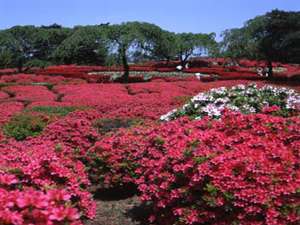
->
[121,47,129,83]
[166,57,170,65]
[267,60,273,79]
[180,54,190,68]
[17,58,23,73]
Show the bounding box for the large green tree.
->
[105,22,171,82]
[174,32,217,67]
[0,31,19,69]
[249,10,300,76]
[32,25,71,64]
[0,26,37,71]
[52,25,108,65]
[221,10,300,77]
[0,25,71,70]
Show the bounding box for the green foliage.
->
[52,26,108,65]
[161,84,300,121]
[220,10,300,67]
[93,118,143,134]
[0,22,219,73]
[174,32,218,66]
[28,106,82,116]
[250,10,300,65]
[3,113,48,141]
[24,59,52,68]
[0,25,71,71]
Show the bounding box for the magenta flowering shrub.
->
[0,73,86,85]
[136,112,300,225]
[0,91,9,100]
[0,102,24,125]
[2,86,56,103]
[52,80,255,120]
[88,124,151,188]
[0,140,96,224]
[90,112,300,224]
[1,69,300,225]
[41,110,100,152]
[0,188,82,225]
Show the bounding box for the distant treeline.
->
[0,22,217,69]
[0,9,299,80]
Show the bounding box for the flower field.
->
[0,62,300,225]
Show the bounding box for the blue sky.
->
[0,0,299,38]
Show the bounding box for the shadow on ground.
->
[84,185,152,225]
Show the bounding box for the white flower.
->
[214,97,230,104]
[202,104,222,117]
[232,84,246,91]
[211,87,227,95]
[287,95,300,109]
[226,104,240,111]
[160,109,178,121]
[191,93,209,102]
[176,65,183,71]
[159,83,300,121]
[195,73,203,80]
[182,104,190,110]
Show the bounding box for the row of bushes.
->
[1,83,300,224]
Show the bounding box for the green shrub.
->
[28,106,82,116]
[3,113,48,141]
[31,82,55,90]
[93,118,143,134]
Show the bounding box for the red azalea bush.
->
[0,91,9,100]
[28,101,75,108]
[137,112,300,225]
[0,74,87,85]
[90,112,300,224]
[0,68,17,75]
[0,140,96,224]
[41,110,100,152]
[2,86,56,103]
[0,188,82,225]
[87,122,152,188]
[0,102,24,125]
[52,80,257,120]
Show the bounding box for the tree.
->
[52,26,107,65]
[248,10,300,77]
[174,32,217,67]
[220,10,300,77]
[220,28,253,59]
[32,25,71,64]
[105,22,144,82]
[0,31,18,68]
[0,25,70,71]
[1,26,37,71]
[132,24,177,63]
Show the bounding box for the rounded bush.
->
[3,113,50,141]
[91,112,300,224]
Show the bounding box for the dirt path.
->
[85,187,151,225]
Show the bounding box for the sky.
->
[0,0,299,39]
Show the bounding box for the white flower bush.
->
[161,83,300,121]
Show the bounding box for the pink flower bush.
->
[2,86,56,103]
[41,110,100,151]
[0,188,81,225]
[0,102,24,125]
[1,67,300,224]
[90,112,300,224]
[0,91,9,100]
[0,139,96,223]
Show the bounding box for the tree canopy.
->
[220,9,300,76]
[0,22,218,73]
[0,9,299,80]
